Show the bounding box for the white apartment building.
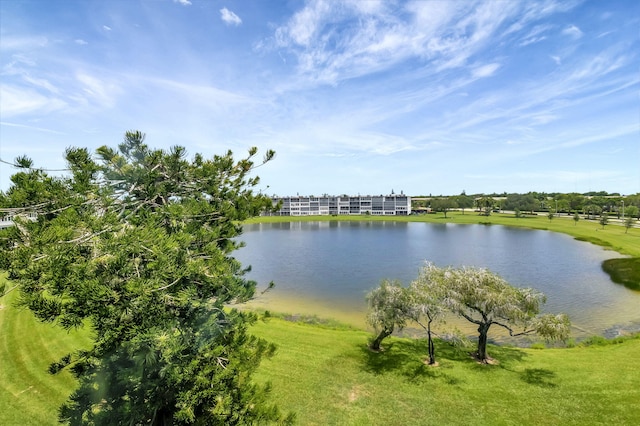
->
[0,211,38,229]
[265,193,411,216]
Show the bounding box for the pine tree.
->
[1,131,293,425]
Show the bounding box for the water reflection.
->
[236,221,639,338]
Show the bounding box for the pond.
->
[236,221,640,338]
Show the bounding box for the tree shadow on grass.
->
[520,368,557,388]
[467,343,529,373]
[361,341,418,376]
[359,338,473,384]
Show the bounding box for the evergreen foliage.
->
[0,131,292,425]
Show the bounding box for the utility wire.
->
[0,157,71,172]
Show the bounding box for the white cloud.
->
[75,39,88,45]
[150,77,256,106]
[597,30,614,38]
[530,113,557,125]
[519,36,547,47]
[22,75,59,94]
[269,0,525,85]
[0,121,65,135]
[0,85,67,117]
[518,24,551,46]
[472,63,500,79]
[103,25,112,31]
[220,8,242,26]
[174,0,192,5]
[1,55,59,94]
[279,0,332,47]
[0,36,48,51]
[562,24,583,39]
[75,73,121,108]
[567,53,627,82]
[3,55,34,75]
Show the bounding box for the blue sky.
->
[1,0,638,196]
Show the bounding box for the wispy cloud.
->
[0,85,67,117]
[75,72,122,109]
[268,1,568,85]
[174,0,192,5]
[146,77,259,108]
[22,75,59,94]
[518,24,551,46]
[472,63,500,78]
[0,36,48,51]
[220,8,242,26]
[562,24,583,39]
[0,121,66,135]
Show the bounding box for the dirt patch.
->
[348,385,365,403]
[470,352,499,365]
[366,344,385,353]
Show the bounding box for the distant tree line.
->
[413,191,640,220]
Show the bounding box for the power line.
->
[0,157,70,172]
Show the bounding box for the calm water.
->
[236,221,640,338]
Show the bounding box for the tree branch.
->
[151,277,182,293]
[459,311,482,325]
[1,283,21,297]
[493,320,535,337]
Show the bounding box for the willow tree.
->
[408,263,446,365]
[442,266,570,363]
[0,131,292,425]
[366,279,412,351]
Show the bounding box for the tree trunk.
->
[476,322,491,362]
[370,327,393,351]
[427,319,435,365]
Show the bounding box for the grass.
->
[602,258,640,290]
[252,317,640,425]
[0,284,91,425]
[3,287,639,425]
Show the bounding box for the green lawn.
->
[251,318,640,425]
[0,286,91,425]
[2,279,639,425]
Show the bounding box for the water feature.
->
[236,221,640,338]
